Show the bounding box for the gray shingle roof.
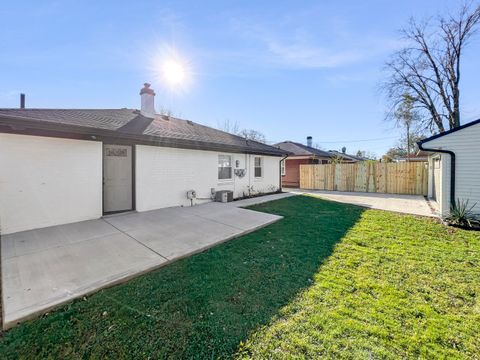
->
[273,141,332,157]
[0,108,286,156]
[328,150,365,161]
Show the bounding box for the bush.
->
[445,199,479,228]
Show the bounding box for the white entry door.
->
[103,144,133,213]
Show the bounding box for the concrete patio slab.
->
[1,201,283,329]
[187,203,284,230]
[2,232,163,327]
[290,189,436,217]
[119,217,240,260]
[2,219,119,259]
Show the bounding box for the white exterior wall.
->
[135,145,281,211]
[0,135,281,233]
[0,134,103,234]
[424,123,480,216]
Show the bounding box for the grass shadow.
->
[0,195,364,359]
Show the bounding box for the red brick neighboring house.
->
[274,138,333,187]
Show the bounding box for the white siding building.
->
[0,84,287,234]
[419,119,480,217]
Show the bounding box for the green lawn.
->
[1,195,479,359]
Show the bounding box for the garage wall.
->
[0,134,102,234]
[423,123,480,216]
[135,145,281,211]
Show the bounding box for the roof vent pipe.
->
[307,136,312,147]
[20,93,25,109]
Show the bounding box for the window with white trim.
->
[254,156,263,178]
[218,155,233,180]
[281,160,286,176]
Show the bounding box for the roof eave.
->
[419,118,480,146]
[0,116,287,157]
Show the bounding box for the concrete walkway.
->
[288,189,436,217]
[1,195,290,329]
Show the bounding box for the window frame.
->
[218,154,233,181]
[254,156,263,179]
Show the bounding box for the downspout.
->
[417,142,456,209]
[279,154,288,192]
[248,154,251,195]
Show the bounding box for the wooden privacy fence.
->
[300,162,428,195]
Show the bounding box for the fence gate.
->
[299,162,428,195]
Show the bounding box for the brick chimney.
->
[140,83,156,118]
[307,136,312,147]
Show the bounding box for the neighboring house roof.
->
[416,150,429,157]
[398,151,429,162]
[274,141,332,157]
[328,150,365,162]
[418,118,480,146]
[0,108,287,156]
[396,154,428,162]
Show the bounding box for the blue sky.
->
[1,0,479,156]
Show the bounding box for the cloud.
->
[225,15,404,70]
[325,72,370,84]
[151,7,407,78]
[264,39,365,68]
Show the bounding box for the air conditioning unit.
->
[215,190,233,203]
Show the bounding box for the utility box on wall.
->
[215,190,233,203]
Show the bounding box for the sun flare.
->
[162,59,186,86]
[150,45,193,93]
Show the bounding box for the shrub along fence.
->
[299,162,428,195]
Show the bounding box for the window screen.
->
[254,157,263,178]
[218,155,232,180]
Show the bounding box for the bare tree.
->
[383,2,480,132]
[313,142,326,150]
[382,132,425,162]
[237,129,266,143]
[158,107,174,117]
[217,119,267,143]
[394,94,422,156]
[217,119,240,134]
[329,153,345,164]
[383,147,406,162]
[355,150,377,160]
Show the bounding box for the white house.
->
[0,84,287,235]
[418,119,480,217]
